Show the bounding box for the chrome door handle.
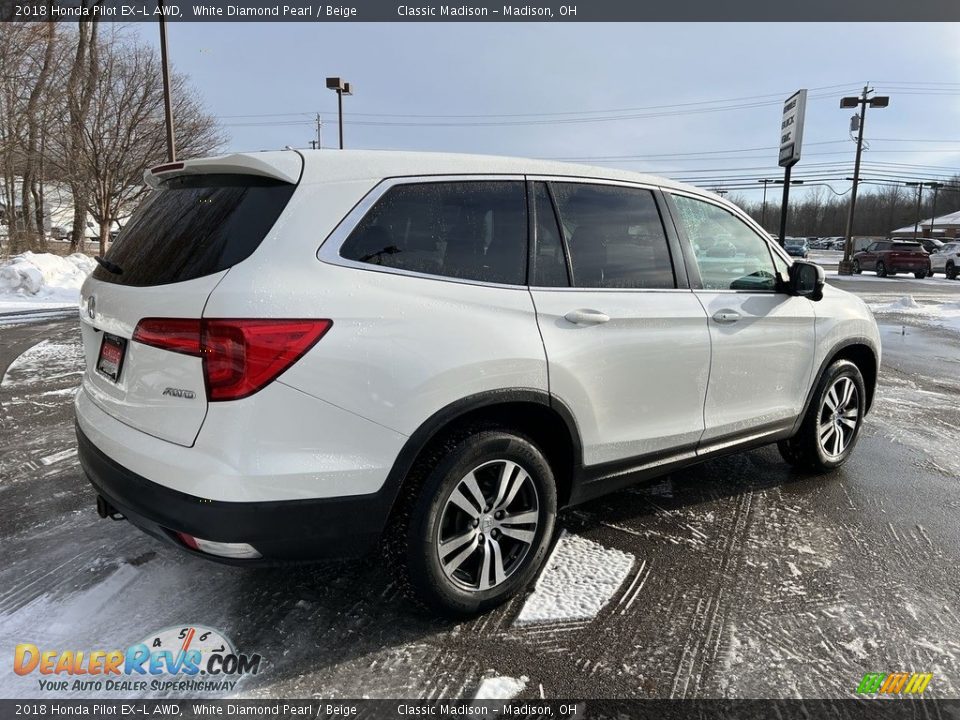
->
[564,309,610,325]
[712,310,741,323]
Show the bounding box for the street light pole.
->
[326,77,352,149]
[838,86,889,274]
[158,0,176,163]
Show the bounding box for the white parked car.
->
[76,150,880,615]
[929,240,960,279]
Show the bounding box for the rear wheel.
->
[852,259,861,274]
[388,428,557,616]
[915,271,927,279]
[778,359,866,472]
[876,261,887,278]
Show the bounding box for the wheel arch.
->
[793,339,879,434]
[381,390,583,526]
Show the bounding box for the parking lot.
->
[1,271,959,700]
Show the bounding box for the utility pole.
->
[838,86,889,274]
[758,179,774,229]
[315,113,323,150]
[158,0,177,162]
[905,182,924,240]
[928,182,941,239]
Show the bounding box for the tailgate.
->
[77,153,301,447]
[80,274,224,446]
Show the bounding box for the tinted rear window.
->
[893,242,923,251]
[93,174,296,287]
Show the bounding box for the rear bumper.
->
[888,259,930,271]
[77,423,394,564]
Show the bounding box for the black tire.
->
[914,271,926,279]
[386,427,557,617]
[876,261,887,278]
[778,359,866,472]
[852,259,861,274]
[947,263,957,280]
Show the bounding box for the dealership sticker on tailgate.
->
[96,333,127,382]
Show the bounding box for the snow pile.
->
[473,675,527,700]
[515,532,634,625]
[0,252,95,311]
[869,296,960,335]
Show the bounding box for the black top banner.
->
[2,0,958,21]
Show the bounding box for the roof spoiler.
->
[144,151,303,188]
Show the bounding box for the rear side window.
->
[549,183,675,289]
[340,181,527,285]
[93,174,295,287]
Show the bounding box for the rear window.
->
[93,174,296,287]
[893,242,923,251]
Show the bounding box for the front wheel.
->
[876,261,887,278]
[389,428,557,616]
[778,359,866,472]
[947,263,958,280]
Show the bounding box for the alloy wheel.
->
[436,459,539,592]
[818,377,860,459]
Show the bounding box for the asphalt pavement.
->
[1,277,959,699]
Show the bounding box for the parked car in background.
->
[917,237,944,255]
[929,241,960,279]
[784,237,809,258]
[853,240,930,278]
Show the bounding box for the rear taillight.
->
[133,318,331,401]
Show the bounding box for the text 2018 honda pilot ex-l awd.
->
[76,150,880,615]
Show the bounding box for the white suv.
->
[76,150,880,615]
[930,241,960,279]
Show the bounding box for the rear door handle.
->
[712,310,741,323]
[564,309,610,326]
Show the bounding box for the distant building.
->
[890,209,960,239]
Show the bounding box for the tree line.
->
[0,16,224,256]
[730,179,960,239]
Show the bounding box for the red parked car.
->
[853,240,930,278]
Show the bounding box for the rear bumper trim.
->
[76,423,392,564]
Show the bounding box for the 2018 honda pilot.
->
[76,150,880,615]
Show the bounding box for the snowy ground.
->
[1,283,959,700]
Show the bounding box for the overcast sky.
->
[131,22,960,199]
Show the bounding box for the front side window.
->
[671,194,778,291]
[549,183,675,289]
[340,181,527,285]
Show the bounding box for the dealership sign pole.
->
[777,90,806,247]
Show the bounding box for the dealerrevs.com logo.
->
[14,625,263,693]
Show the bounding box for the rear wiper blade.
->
[94,256,123,275]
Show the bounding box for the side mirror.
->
[785,260,824,301]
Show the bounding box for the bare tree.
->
[72,36,224,256]
[64,10,103,251]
